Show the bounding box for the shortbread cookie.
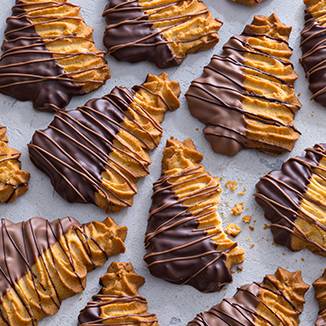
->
[255,144,326,256]
[0,216,127,325]
[0,0,109,111]
[29,73,180,212]
[144,138,245,292]
[314,269,326,326]
[0,126,30,203]
[301,0,326,107]
[78,262,158,325]
[102,0,222,68]
[188,267,309,325]
[186,14,301,156]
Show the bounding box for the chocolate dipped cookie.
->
[186,14,301,156]
[301,0,326,107]
[188,267,309,325]
[0,126,30,203]
[29,73,180,212]
[102,0,222,68]
[314,269,326,326]
[144,138,245,292]
[0,0,109,112]
[78,262,158,325]
[255,144,326,256]
[0,216,127,325]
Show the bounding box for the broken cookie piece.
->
[0,126,30,203]
[314,269,326,326]
[78,262,158,325]
[255,144,326,256]
[188,267,309,325]
[144,138,245,292]
[0,216,127,325]
[0,0,109,111]
[301,0,326,107]
[186,14,301,156]
[29,73,180,212]
[102,0,222,68]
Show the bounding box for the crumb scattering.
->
[225,180,238,191]
[231,202,244,216]
[225,223,241,237]
[242,215,252,224]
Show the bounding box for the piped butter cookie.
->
[301,0,326,107]
[187,267,309,325]
[0,0,109,112]
[255,144,326,256]
[0,126,30,203]
[102,0,222,68]
[144,138,245,293]
[0,216,127,325]
[29,73,180,212]
[186,14,301,156]
[314,269,326,326]
[78,262,158,325]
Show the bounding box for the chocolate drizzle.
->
[301,2,326,107]
[29,73,180,212]
[0,0,108,111]
[186,14,300,156]
[102,0,221,68]
[187,267,309,326]
[255,143,326,255]
[144,138,244,292]
[78,262,158,325]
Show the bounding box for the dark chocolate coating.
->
[301,10,326,107]
[102,0,177,68]
[144,169,234,293]
[0,216,79,298]
[29,86,135,205]
[186,25,299,156]
[0,1,81,111]
[255,143,326,254]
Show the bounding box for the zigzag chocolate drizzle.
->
[186,14,301,156]
[301,0,326,107]
[0,216,127,325]
[255,143,326,256]
[144,138,244,292]
[102,0,222,68]
[0,0,108,111]
[188,267,309,326]
[29,73,180,212]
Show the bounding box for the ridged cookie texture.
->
[29,73,180,212]
[255,144,326,256]
[144,138,245,293]
[186,14,301,156]
[0,126,30,203]
[78,262,158,325]
[314,269,326,326]
[102,0,222,68]
[0,216,127,325]
[187,267,309,326]
[301,0,326,107]
[0,0,109,112]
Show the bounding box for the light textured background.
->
[0,0,325,325]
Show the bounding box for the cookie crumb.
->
[225,180,238,192]
[249,226,255,231]
[249,243,255,249]
[231,202,244,216]
[238,187,247,196]
[242,215,252,224]
[225,223,241,237]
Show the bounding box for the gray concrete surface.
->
[0,0,324,325]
